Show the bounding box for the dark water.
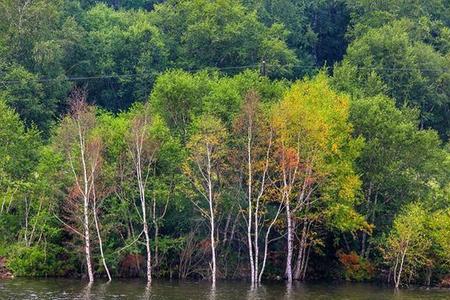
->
[1,279,450,300]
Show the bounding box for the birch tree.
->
[86,135,111,281]
[384,203,430,288]
[184,114,228,286]
[272,74,363,282]
[125,104,161,283]
[232,90,281,283]
[58,89,96,282]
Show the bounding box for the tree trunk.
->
[79,124,94,283]
[143,221,152,282]
[247,125,255,284]
[207,146,216,285]
[83,199,94,283]
[154,222,159,269]
[301,245,311,281]
[136,149,152,283]
[152,194,160,272]
[395,249,407,288]
[92,185,111,281]
[293,222,307,280]
[259,201,283,282]
[285,200,293,283]
[139,182,152,283]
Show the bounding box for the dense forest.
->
[0,0,449,289]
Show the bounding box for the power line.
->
[0,63,448,85]
[0,64,261,85]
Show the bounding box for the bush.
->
[337,251,374,281]
[7,244,70,277]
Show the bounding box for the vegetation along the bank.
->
[0,0,449,288]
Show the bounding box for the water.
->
[1,279,450,300]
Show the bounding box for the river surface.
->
[1,279,450,299]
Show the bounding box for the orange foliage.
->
[337,251,374,281]
[277,147,299,170]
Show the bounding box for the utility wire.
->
[0,63,448,85]
[0,64,261,85]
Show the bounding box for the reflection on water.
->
[142,282,152,300]
[80,282,92,300]
[1,278,450,300]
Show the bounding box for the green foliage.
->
[348,95,448,237]
[0,0,81,133]
[0,0,448,287]
[6,244,69,277]
[150,0,298,76]
[335,18,450,139]
[383,203,432,286]
[346,0,450,36]
[150,69,286,141]
[271,73,367,257]
[80,4,168,110]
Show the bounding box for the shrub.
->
[337,250,374,281]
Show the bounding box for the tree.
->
[0,0,82,133]
[346,95,448,258]
[125,103,164,283]
[150,70,212,141]
[57,89,97,282]
[150,0,298,77]
[346,0,450,36]
[245,0,316,71]
[334,19,450,139]
[232,90,278,283]
[384,203,430,288]
[80,4,168,111]
[0,98,41,241]
[184,114,228,285]
[271,73,364,282]
[150,69,288,142]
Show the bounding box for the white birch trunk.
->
[137,152,152,283]
[78,121,94,283]
[395,249,407,288]
[206,145,217,285]
[258,201,283,282]
[92,185,111,281]
[247,125,255,284]
[285,199,293,283]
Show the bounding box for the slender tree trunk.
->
[223,212,232,243]
[152,195,159,271]
[139,177,152,283]
[92,185,111,281]
[136,145,152,283]
[83,199,94,282]
[78,124,94,283]
[395,249,407,288]
[301,245,311,281]
[143,221,152,282]
[247,125,255,284]
[154,221,159,269]
[207,146,216,285]
[259,201,283,282]
[293,222,307,280]
[426,266,432,287]
[285,199,293,283]
[361,232,367,257]
[254,203,259,284]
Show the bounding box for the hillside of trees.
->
[0,0,449,288]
